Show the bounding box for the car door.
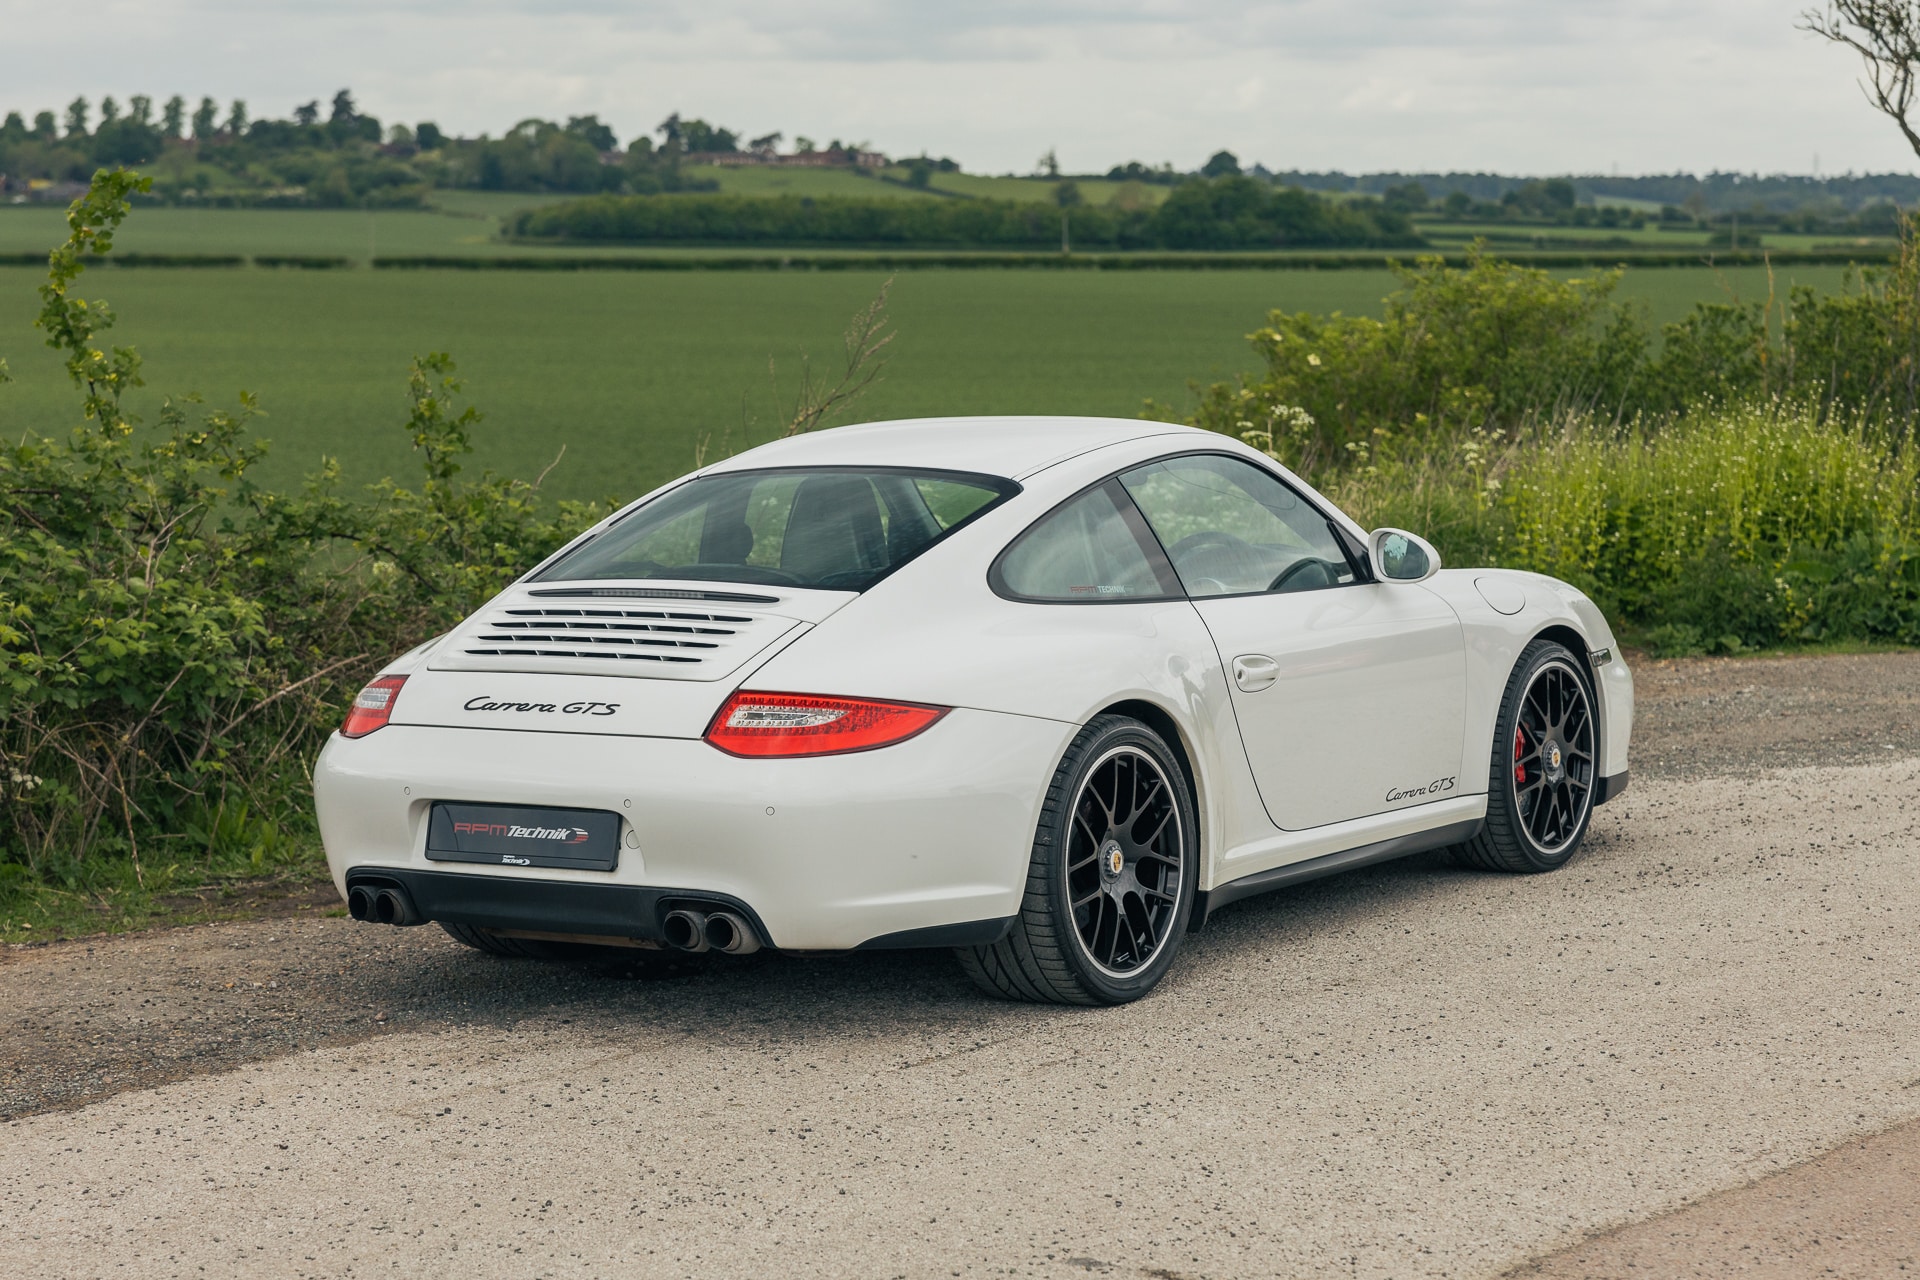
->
[1118,454,1466,832]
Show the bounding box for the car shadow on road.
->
[2,840,1587,1120]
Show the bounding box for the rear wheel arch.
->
[1096,698,1204,858]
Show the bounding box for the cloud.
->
[0,0,1910,175]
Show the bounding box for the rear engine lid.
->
[389,668,737,738]
[426,582,849,683]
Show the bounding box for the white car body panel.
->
[1191,582,1467,830]
[315,415,1633,954]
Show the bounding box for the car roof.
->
[698,416,1204,481]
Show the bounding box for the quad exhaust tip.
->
[347,883,420,926]
[662,908,710,953]
[703,910,762,955]
[662,907,761,955]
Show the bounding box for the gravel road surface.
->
[3,651,1918,1278]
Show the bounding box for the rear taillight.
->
[341,675,407,738]
[705,691,948,758]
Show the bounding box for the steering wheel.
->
[1268,557,1334,593]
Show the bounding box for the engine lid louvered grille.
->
[430,598,804,681]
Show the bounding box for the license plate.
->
[426,802,621,872]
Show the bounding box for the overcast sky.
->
[1,0,1910,176]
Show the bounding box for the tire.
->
[958,714,1199,1005]
[1456,638,1599,874]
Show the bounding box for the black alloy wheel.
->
[959,714,1198,1005]
[1457,639,1599,873]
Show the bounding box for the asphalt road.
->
[3,652,1918,1279]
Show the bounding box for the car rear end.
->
[314,463,1068,953]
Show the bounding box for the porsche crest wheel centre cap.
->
[1100,839,1125,879]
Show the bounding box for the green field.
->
[0,260,1862,505]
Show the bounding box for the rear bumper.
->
[314,710,1072,951]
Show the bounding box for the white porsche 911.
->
[316,416,1631,1004]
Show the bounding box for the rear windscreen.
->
[535,467,1018,592]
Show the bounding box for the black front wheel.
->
[1457,639,1599,873]
[958,715,1198,1005]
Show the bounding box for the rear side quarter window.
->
[990,480,1182,603]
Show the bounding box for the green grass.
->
[0,262,1863,506]
[0,835,331,943]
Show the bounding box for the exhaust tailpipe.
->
[372,886,421,926]
[347,885,377,922]
[662,909,710,953]
[703,910,761,956]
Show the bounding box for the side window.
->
[993,482,1178,602]
[1119,455,1357,597]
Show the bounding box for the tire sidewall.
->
[1041,717,1199,1003]
[1493,643,1597,871]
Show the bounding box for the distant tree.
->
[1,112,23,140]
[1037,147,1059,177]
[1108,160,1180,185]
[227,99,248,136]
[416,121,444,150]
[749,131,783,155]
[1442,190,1473,218]
[294,101,319,128]
[191,96,217,139]
[1802,3,1920,158]
[657,113,683,148]
[162,95,185,138]
[99,96,121,125]
[32,110,57,141]
[680,119,738,152]
[1383,181,1429,212]
[330,89,357,125]
[794,134,817,153]
[1054,180,1084,207]
[1202,149,1241,177]
[65,97,89,138]
[387,123,416,148]
[129,95,152,126]
[565,114,617,151]
[905,157,935,188]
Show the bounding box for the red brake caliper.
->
[1513,725,1528,785]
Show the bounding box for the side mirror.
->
[1368,528,1441,583]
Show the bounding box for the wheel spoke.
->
[1066,746,1189,977]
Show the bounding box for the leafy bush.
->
[1176,238,1920,461]
[1310,403,1920,654]
[1172,250,1647,471]
[0,170,611,900]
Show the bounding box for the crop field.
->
[0,260,1859,504]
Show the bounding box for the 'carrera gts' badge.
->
[463,696,620,716]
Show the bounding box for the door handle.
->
[1232,654,1279,693]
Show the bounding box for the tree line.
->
[508,176,1421,250]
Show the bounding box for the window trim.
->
[1117,450,1370,602]
[987,476,1185,605]
[534,464,1022,593]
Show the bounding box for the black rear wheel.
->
[1457,639,1598,873]
[958,714,1198,1005]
